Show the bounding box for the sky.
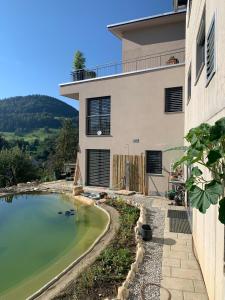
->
[0,0,172,110]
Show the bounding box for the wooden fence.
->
[112,154,147,194]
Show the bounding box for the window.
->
[87,96,111,136]
[187,65,192,103]
[146,151,162,174]
[206,16,216,84]
[196,9,205,82]
[165,87,183,112]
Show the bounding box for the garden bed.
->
[54,198,140,300]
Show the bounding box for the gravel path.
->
[128,196,165,300]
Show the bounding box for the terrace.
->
[71,47,185,82]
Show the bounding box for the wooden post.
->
[125,160,130,190]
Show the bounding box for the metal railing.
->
[71,48,185,82]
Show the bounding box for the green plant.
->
[73,50,86,70]
[174,117,225,223]
[166,190,176,200]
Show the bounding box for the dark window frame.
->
[187,64,192,104]
[86,96,111,136]
[196,8,206,83]
[206,15,216,86]
[165,86,183,113]
[146,150,163,175]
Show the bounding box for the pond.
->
[0,193,108,300]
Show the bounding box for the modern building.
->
[185,0,225,299]
[60,6,186,196]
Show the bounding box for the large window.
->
[196,9,205,82]
[206,16,216,85]
[146,151,162,175]
[165,87,183,113]
[87,96,111,136]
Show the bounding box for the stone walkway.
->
[128,196,209,300]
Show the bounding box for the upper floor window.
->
[165,87,183,113]
[196,9,206,82]
[206,16,216,85]
[86,96,111,136]
[146,151,162,175]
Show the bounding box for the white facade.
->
[185,1,225,299]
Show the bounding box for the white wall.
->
[185,1,225,299]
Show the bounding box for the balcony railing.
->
[71,48,185,82]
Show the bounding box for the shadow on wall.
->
[123,22,185,46]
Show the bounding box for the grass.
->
[1,128,59,142]
[55,198,140,300]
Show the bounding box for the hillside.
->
[0,95,78,133]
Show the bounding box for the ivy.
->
[174,117,225,224]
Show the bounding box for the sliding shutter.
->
[146,151,162,174]
[87,150,110,187]
[206,17,215,81]
[165,87,183,112]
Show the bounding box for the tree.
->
[73,50,86,70]
[52,119,78,174]
[0,147,39,187]
[174,117,225,224]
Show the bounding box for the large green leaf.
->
[191,166,202,177]
[210,117,225,141]
[219,197,225,224]
[189,180,223,213]
[207,150,222,166]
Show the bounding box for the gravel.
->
[127,196,165,300]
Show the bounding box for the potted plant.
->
[173,117,225,223]
[72,51,96,81]
[167,56,179,65]
[72,50,86,81]
[167,190,176,200]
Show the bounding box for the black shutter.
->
[206,17,215,81]
[165,87,183,112]
[146,151,162,174]
[87,97,111,135]
[87,150,110,187]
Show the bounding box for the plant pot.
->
[141,224,152,241]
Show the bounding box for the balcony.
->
[71,48,185,82]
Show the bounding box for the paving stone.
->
[162,266,171,276]
[160,288,170,300]
[162,258,180,267]
[181,260,199,270]
[163,249,188,260]
[193,280,207,293]
[171,268,203,280]
[170,244,192,252]
[169,289,184,300]
[183,291,208,300]
[161,276,194,292]
[178,233,192,240]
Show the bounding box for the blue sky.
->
[0,0,172,110]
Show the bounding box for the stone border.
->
[27,199,111,300]
[115,201,146,300]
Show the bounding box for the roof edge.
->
[107,9,186,30]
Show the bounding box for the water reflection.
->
[0,195,14,203]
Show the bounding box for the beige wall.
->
[61,64,185,195]
[185,0,225,299]
[122,20,185,62]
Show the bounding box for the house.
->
[185,0,225,299]
[60,4,186,196]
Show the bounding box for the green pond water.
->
[0,193,108,300]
